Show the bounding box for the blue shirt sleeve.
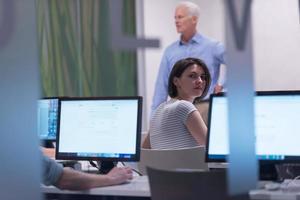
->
[42,153,63,186]
[214,41,226,65]
[151,51,169,114]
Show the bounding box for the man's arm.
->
[214,42,226,93]
[55,166,133,190]
[214,64,226,93]
[42,153,132,191]
[151,54,169,115]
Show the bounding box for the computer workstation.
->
[55,96,143,174]
[37,96,143,174]
[38,97,59,148]
[206,91,300,181]
[41,92,300,200]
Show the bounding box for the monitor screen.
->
[56,96,143,161]
[37,98,59,141]
[206,91,300,163]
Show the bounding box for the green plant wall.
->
[37,0,137,97]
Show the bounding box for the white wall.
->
[252,0,300,90]
[140,0,300,129]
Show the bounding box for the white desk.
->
[250,179,300,200]
[42,176,150,199]
[250,189,300,200]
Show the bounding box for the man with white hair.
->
[151,1,226,114]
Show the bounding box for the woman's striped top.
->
[149,99,199,149]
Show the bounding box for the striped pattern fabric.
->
[150,99,199,149]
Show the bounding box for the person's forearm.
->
[55,168,111,190]
[214,64,226,93]
[217,64,226,87]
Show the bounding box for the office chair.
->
[147,167,228,200]
[138,146,208,175]
[194,100,209,126]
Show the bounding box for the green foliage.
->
[37,0,137,97]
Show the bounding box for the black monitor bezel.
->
[38,97,60,142]
[205,90,300,164]
[55,96,143,162]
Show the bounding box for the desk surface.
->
[250,179,300,200]
[43,175,300,200]
[250,189,300,200]
[42,175,150,197]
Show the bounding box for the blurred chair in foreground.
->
[147,167,228,200]
[138,146,208,175]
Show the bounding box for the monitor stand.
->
[259,163,278,181]
[42,140,55,148]
[97,161,117,174]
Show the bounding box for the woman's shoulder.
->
[176,99,195,106]
[155,99,196,114]
[175,100,197,112]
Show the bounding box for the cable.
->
[89,161,100,170]
[286,164,295,179]
[286,175,300,187]
[280,176,300,192]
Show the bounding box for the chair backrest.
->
[141,131,148,145]
[147,167,228,200]
[194,100,209,126]
[138,146,208,175]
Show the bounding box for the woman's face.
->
[173,64,207,101]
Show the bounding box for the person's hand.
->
[106,166,133,185]
[214,84,223,93]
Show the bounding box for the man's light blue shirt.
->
[151,33,225,113]
[42,153,63,186]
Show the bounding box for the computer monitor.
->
[206,91,300,163]
[56,96,143,163]
[37,97,59,142]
